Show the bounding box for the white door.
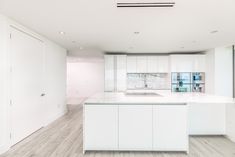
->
[104,55,115,91]
[153,105,188,151]
[84,105,118,150]
[119,105,152,150]
[10,27,45,145]
[116,55,127,91]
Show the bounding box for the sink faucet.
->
[144,74,148,88]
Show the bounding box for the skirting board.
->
[0,107,68,155]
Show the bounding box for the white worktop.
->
[84,90,235,104]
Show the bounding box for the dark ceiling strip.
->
[117,2,175,5]
[117,5,174,7]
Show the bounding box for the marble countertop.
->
[84,90,235,105]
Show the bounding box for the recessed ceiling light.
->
[59,31,65,35]
[134,32,140,34]
[210,30,218,34]
[79,46,83,50]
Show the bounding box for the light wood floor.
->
[1,105,235,157]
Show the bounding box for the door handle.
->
[41,93,46,97]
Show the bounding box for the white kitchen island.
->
[83,91,235,153]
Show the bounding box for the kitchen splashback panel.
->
[127,73,170,90]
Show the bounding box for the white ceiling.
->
[1,0,235,56]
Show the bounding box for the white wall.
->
[205,47,233,97]
[0,14,67,154]
[214,46,233,97]
[0,15,8,154]
[67,58,104,105]
[43,41,67,126]
[205,46,235,143]
[205,49,215,94]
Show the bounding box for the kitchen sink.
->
[125,92,162,96]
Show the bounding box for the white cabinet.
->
[147,56,158,73]
[170,55,194,72]
[193,55,205,72]
[147,56,169,73]
[104,55,115,91]
[170,55,205,72]
[157,56,169,73]
[119,105,152,150]
[84,105,118,150]
[127,56,137,73]
[189,103,226,135]
[136,56,147,73]
[153,105,188,151]
[116,55,127,91]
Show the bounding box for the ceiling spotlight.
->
[210,30,218,34]
[59,31,65,35]
[134,32,140,34]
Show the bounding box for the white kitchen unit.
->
[189,103,226,135]
[83,92,190,153]
[104,55,115,91]
[136,56,148,73]
[126,56,137,73]
[84,105,118,150]
[170,54,205,72]
[153,105,188,151]
[104,55,127,92]
[157,56,169,73]
[193,55,206,72]
[147,56,169,73]
[119,105,152,150]
[147,56,158,73]
[116,55,127,91]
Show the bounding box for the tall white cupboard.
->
[104,55,127,92]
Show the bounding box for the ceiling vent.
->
[117,2,175,8]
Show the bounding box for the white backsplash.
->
[127,73,170,90]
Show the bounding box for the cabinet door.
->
[84,105,118,150]
[116,55,127,91]
[127,56,137,73]
[136,56,147,73]
[147,56,158,73]
[170,55,194,72]
[119,105,152,150]
[157,56,169,73]
[193,55,205,72]
[104,55,115,91]
[189,103,226,135]
[153,105,188,151]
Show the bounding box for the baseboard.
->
[43,107,68,127]
[0,144,10,155]
[226,135,235,143]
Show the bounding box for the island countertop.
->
[84,90,235,105]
